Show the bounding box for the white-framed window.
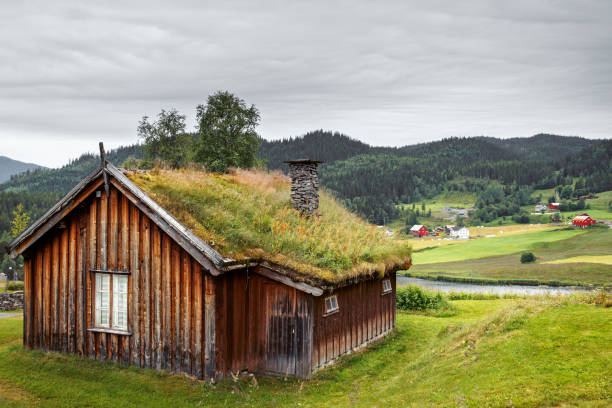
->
[94,272,128,331]
[113,275,128,330]
[95,273,111,327]
[324,295,339,315]
[382,279,392,294]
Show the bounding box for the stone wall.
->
[0,291,23,311]
[287,161,320,216]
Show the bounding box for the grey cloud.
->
[1,0,611,167]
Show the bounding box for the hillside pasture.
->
[410,228,612,285]
[412,228,584,265]
[0,297,610,407]
[407,223,556,251]
[543,255,612,265]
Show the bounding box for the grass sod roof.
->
[127,168,412,286]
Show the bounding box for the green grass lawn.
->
[528,190,612,222]
[412,228,585,265]
[409,228,612,285]
[1,298,610,407]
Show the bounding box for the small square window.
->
[382,279,392,294]
[324,295,339,315]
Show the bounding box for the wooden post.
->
[99,142,110,198]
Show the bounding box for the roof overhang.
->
[8,162,229,276]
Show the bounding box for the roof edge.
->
[8,164,104,255]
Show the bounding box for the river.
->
[397,276,593,296]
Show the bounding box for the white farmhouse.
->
[450,226,470,239]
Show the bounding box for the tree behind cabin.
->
[195,91,260,173]
[138,109,194,168]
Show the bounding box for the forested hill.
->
[259,133,598,169]
[0,145,143,194]
[260,132,608,223]
[0,133,609,230]
[258,130,373,171]
[0,156,46,183]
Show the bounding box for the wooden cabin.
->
[9,153,411,381]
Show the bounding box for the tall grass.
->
[396,285,448,311]
[128,169,412,284]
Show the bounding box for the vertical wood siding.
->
[214,266,313,379]
[311,272,396,372]
[23,184,209,379]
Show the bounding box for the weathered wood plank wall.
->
[214,266,313,378]
[23,184,208,379]
[311,271,396,372]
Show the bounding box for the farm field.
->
[1,297,610,407]
[409,228,612,285]
[544,255,612,265]
[408,224,556,251]
[528,190,612,222]
[411,227,585,265]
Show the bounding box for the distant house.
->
[410,225,428,237]
[572,214,596,228]
[449,226,470,240]
[549,202,560,210]
[444,225,455,235]
[534,204,547,212]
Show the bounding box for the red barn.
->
[409,224,428,237]
[549,202,560,210]
[572,214,596,227]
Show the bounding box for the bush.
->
[396,285,447,311]
[520,252,536,263]
[6,281,24,291]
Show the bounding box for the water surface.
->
[397,276,592,296]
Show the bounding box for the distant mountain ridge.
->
[258,131,600,170]
[0,132,608,226]
[0,156,46,183]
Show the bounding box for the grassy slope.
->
[528,190,612,222]
[410,228,612,285]
[412,228,584,264]
[0,299,610,407]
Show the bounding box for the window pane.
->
[95,274,110,327]
[113,275,128,330]
[325,296,339,314]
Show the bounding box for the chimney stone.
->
[285,159,323,216]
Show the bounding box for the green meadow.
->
[409,227,612,285]
[411,228,584,265]
[1,295,611,407]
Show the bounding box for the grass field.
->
[410,228,612,285]
[544,255,612,265]
[528,190,612,222]
[408,224,556,251]
[412,228,584,264]
[0,297,610,407]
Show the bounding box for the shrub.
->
[396,285,447,311]
[520,252,536,263]
[6,281,24,291]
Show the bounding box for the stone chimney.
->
[285,159,323,216]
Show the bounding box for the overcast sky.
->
[1,0,611,168]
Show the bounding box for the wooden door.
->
[263,282,296,376]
